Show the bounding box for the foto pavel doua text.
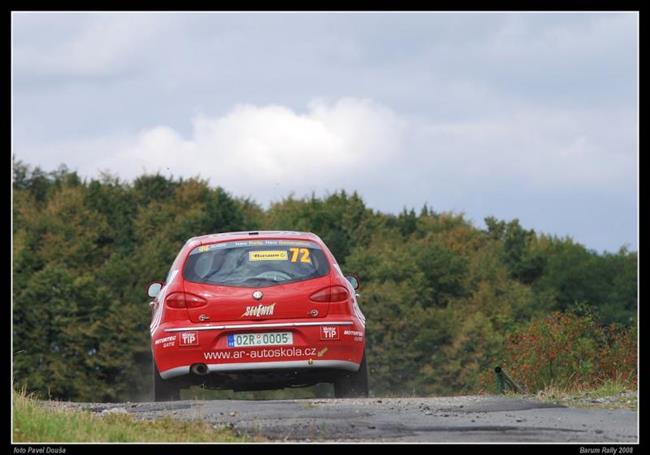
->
[14,447,66,454]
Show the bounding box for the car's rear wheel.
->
[153,362,182,401]
[334,350,369,398]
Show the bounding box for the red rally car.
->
[148,230,368,401]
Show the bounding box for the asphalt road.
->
[61,395,637,443]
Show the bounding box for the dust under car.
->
[148,231,368,401]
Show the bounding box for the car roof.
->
[189,230,323,245]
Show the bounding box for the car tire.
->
[334,350,369,398]
[153,362,181,402]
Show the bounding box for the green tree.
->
[12,159,638,401]
[266,191,379,265]
[484,217,546,284]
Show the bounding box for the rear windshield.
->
[183,239,330,288]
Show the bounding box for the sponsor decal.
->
[320,326,339,340]
[249,250,288,261]
[155,335,177,348]
[204,346,318,360]
[241,303,276,318]
[344,329,364,341]
[191,244,225,255]
[317,347,328,357]
[197,240,319,250]
[179,331,199,346]
[277,240,312,246]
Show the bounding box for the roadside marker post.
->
[494,366,526,394]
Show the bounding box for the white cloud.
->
[89,98,406,201]
[26,97,634,209]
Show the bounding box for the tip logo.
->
[179,331,198,346]
[320,326,339,340]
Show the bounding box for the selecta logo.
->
[241,303,276,318]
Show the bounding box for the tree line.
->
[12,160,637,401]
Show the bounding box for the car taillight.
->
[165,292,207,308]
[310,286,349,302]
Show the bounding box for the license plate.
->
[227,332,293,348]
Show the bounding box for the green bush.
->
[493,312,636,392]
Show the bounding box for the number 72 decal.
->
[289,247,311,263]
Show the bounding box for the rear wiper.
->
[242,277,279,283]
[205,277,280,285]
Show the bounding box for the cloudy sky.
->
[12,12,638,253]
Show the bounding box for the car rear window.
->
[183,239,330,288]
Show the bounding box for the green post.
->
[494,366,526,394]
[494,366,505,394]
[502,369,526,394]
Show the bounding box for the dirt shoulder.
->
[530,389,637,411]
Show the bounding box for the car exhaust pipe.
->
[191,363,209,376]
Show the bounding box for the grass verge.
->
[530,380,637,411]
[13,389,258,443]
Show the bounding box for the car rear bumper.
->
[152,318,365,379]
[160,359,359,379]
